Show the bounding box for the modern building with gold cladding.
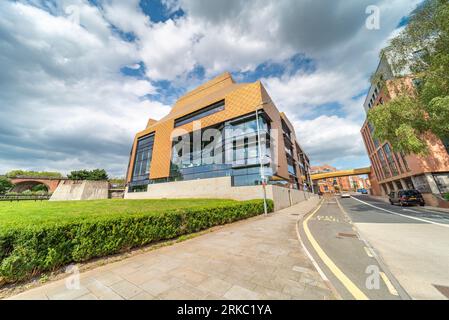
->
[125,72,313,200]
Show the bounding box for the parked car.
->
[361,189,368,194]
[389,189,425,206]
[341,192,351,198]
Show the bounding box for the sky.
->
[0,0,422,177]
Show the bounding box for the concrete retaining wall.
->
[125,176,315,211]
[270,186,314,211]
[50,180,109,201]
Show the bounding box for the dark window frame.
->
[174,100,225,128]
[131,133,155,184]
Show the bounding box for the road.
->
[298,194,449,300]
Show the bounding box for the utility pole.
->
[256,108,268,216]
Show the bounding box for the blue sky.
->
[0,0,421,176]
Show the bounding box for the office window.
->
[394,152,404,174]
[174,100,225,127]
[281,119,291,139]
[170,112,272,185]
[377,149,391,178]
[132,134,155,183]
[400,152,411,172]
[284,136,293,156]
[367,122,380,149]
[287,155,296,176]
[383,144,399,176]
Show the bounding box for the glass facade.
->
[377,149,391,178]
[394,152,404,174]
[367,122,380,149]
[169,112,274,186]
[129,133,155,191]
[383,144,399,176]
[400,152,411,172]
[281,119,291,139]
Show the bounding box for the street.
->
[298,195,449,300]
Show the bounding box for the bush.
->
[5,170,62,179]
[444,193,449,201]
[0,199,272,284]
[67,169,108,181]
[0,177,13,195]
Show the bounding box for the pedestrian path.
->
[6,197,335,300]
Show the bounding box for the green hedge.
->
[0,199,272,284]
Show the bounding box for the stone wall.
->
[50,180,109,201]
[125,176,315,211]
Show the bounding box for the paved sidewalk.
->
[6,197,334,300]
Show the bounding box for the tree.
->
[67,169,109,181]
[0,177,13,194]
[367,0,449,155]
[31,184,49,193]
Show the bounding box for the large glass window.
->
[377,149,391,178]
[224,114,271,167]
[170,112,273,186]
[367,122,380,149]
[281,119,291,139]
[383,144,399,176]
[287,155,296,176]
[400,152,411,171]
[131,134,155,183]
[394,152,404,174]
[174,100,225,127]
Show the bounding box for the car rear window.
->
[403,190,420,196]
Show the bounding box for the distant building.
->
[311,165,370,193]
[124,72,313,203]
[360,54,449,207]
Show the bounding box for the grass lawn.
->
[0,198,270,283]
[0,198,237,232]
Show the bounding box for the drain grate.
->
[434,284,449,299]
[337,232,358,238]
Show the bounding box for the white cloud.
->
[293,116,367,166]
[0,0,423,175]
[0,1,170,176]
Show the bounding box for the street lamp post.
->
[256,108,268,216]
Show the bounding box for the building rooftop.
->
[147,72,252,130]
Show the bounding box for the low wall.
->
[50,180,109,201]
[125,176,315,211]
[271,186,314,211]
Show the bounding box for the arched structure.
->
[10,178,63,193]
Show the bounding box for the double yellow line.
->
[303,201,369,300]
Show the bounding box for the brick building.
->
[360,54,449,207]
